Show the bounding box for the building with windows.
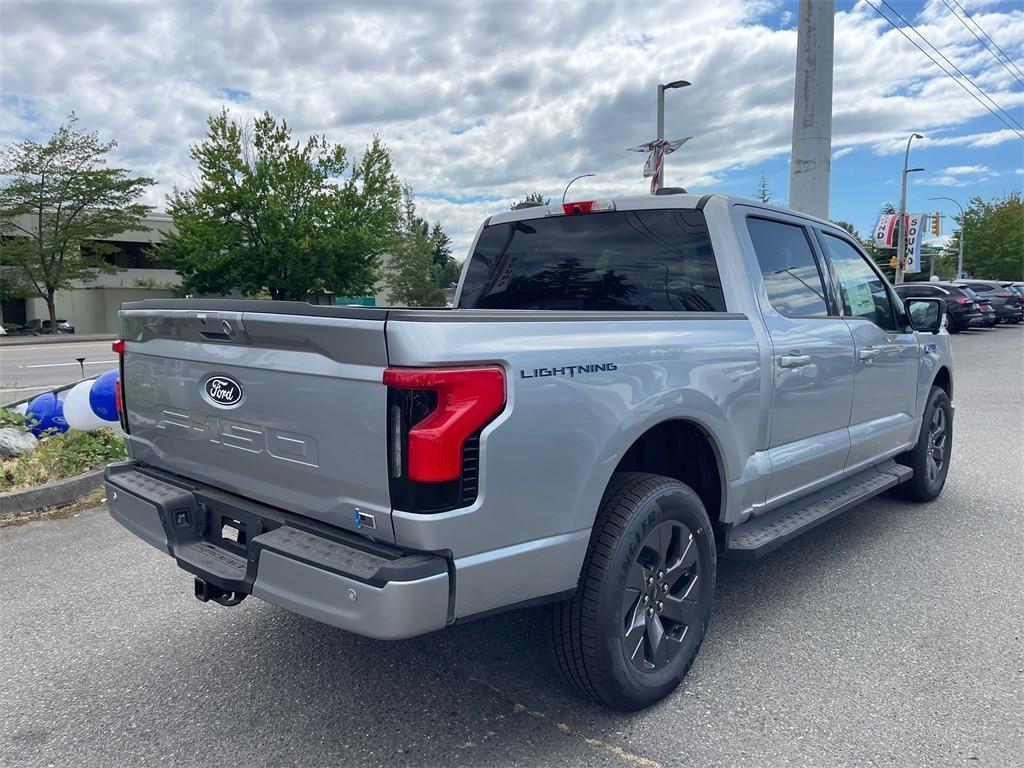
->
[1,213,179,334]
[1,212,408,334]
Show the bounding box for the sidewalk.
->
[0,333,117,347]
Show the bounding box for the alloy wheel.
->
[621,520,701,671]
[926,406,948,484]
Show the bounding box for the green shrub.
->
[2,428,126,491]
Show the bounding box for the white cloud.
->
[0,0,1022,254]
[941,165,990,175]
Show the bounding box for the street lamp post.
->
[656,80,690,190]
[562,173,596,204]
[895,132,924,285]
[929,196,965,279]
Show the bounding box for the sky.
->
[1,0,1023,257]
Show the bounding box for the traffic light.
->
[931,214,941,236]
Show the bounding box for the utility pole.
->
[895,133,924,285]
[789,0,835,219]
[929,196,965,279]
[656,80,690,190]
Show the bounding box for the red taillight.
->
[954,297,968,304]
[112,339,128,431]
[383,366,505,483]
[559,199,615,216]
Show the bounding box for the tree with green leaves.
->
[162,109,402,301]
[831,220,860,239]
[429,221,461,288]
[754,171,771,204]
[0,114,155,329]
[510,192,549,210]
[384,190,447,307]
[944,191,1022,280]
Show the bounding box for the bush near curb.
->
[0,409,125,492]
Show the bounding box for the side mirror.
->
[904,297,945,334]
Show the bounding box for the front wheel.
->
[550,472,716,710]
[895,386,953,502]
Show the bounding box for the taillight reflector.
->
[112,339,125,354]
[383,366,505,483]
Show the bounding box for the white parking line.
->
[20,359,118,369]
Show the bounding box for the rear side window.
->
[458,209,726,312]
[747,217,830,318]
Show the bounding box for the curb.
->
[0,334,117,347]
[0,468,105,518]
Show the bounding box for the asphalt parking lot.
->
[2,326,1022,768]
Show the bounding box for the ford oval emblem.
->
[203,375,243,408]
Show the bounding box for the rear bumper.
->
[105,463,450,640]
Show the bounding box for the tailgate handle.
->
[186,312,249,343]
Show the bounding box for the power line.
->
[948,0,1024,82]
[879,0,1024,134]
[863,0,1024,139]
[939,0,1024,89]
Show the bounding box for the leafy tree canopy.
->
[162,109,402,300]
[943,191,1022,281]
[0,113,154,327]
[510,192,549,210]
[383,189,447,307]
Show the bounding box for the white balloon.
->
[13,403,28,416]
[64,380,109,431]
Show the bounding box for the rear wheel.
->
[550,472,716,710]
[895,386,952,502]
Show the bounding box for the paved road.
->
[2,327,1022,768]
[0,340,118,402]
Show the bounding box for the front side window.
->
[458,209,725,312]
[821,233,898,330]
[747,217,830,318]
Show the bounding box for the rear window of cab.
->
[458,209,726,312]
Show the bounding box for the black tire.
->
[550,472,716,710]
[894,386,953,502]
[948,324,960,334]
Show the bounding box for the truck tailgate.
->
[119,306,394,542]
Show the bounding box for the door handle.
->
[778,354,811,368]
[859,347,881,362]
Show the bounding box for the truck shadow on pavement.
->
[162,497,928,764]
[13,494,936,768]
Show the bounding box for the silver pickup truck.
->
[106,193,954,709]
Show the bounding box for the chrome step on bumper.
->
[725,460,913,559]
[104,463,451,640]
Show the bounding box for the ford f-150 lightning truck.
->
[105,193,954,709]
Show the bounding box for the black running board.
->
[725,460,912,559]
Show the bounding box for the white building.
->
[1,213,179,334]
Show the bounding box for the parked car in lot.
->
[20,318,75,334]
[954,280,1023,324]
[105,194,954,710]
[975,298,998,327]
[894,282,980,333]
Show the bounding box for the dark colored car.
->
[954,280,1023,324]
[21,318,76,334]
[894,282,981,333]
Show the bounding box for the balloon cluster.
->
[24,369,120,437]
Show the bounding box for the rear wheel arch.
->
[931,365,952,401]
[611,419,727,544]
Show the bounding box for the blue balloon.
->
[89,369,120,422]
[25,393,69,437]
